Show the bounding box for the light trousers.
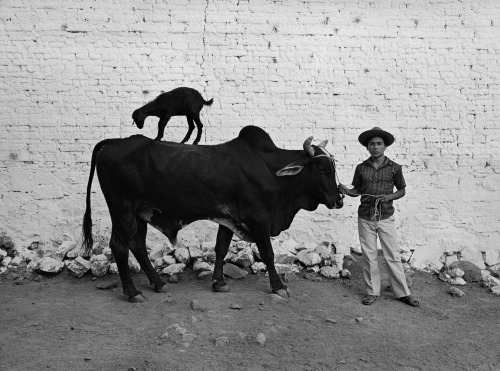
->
[358,216,411,298]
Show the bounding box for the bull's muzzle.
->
[333,198,344,209]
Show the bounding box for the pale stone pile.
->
[439,266,468,286]
[0,231,351,282]
[2,231,499,298]
[480,270,500,296]
[438,260,500,296]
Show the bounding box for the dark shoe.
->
[361,295,379,305]
[397,295,420,307]
[350,247,362,256]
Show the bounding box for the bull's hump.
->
[238,126,277,152]
[126,134,151,141]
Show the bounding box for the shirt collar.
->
[363,156,391,169]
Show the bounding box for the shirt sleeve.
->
[394,165,406,190]
[352,165,362,189]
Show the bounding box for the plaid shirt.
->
[351,157,406,221]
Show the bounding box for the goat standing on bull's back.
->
[132,87,213,144]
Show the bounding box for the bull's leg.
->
[180,116,195,144]
[155,115,171,141]
[192,115,204,145]
[129,219,167,294]
[109,225,145,303]
[212,225,233,292]
[253,228,290,298]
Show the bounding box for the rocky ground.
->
[1,250,499,371]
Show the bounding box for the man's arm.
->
[377,187,406,202]
[339,184,361,197]
[339,165,363,197]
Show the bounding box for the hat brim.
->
[358,129,395,147]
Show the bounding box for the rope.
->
[314,148,385,221]
[343,189,383,221]
[313,152,381,218]
[314,150,383,220]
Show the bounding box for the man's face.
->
[367,136,387,158]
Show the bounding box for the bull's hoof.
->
[154,282,168,293]
[212,281,229,293]
[273,288,291,298]
[128,294,147,303]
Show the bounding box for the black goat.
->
[132,87,213,144]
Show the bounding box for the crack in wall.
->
[200,0,210,143]
[202,0,209,89]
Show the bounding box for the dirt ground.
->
[1,255,499,371]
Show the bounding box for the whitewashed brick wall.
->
[1,0,499,267]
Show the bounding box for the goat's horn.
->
[303,136,314,157]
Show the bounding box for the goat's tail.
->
[203,98,214,106]
[81,139,113,256]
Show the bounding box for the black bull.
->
[82,126,343,302]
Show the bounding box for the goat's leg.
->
[155,115,171,141]
[180,117,196,144]
[192,115,204,145]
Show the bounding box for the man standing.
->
[339,127,419,307]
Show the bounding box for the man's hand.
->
[339,184,350,195]
[376,194,393,202]
[339,184,359,197]
[377,188,406,202]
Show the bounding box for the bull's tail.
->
[203,98,214,106]
[81,139,113,256]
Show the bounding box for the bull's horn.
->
[317,139,328,148]
[303,136,314,157]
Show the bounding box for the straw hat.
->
[358,127,395,147]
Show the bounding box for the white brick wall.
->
[1,0,499,267]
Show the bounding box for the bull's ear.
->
[317,139,328,148]
[276,161,305,176]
